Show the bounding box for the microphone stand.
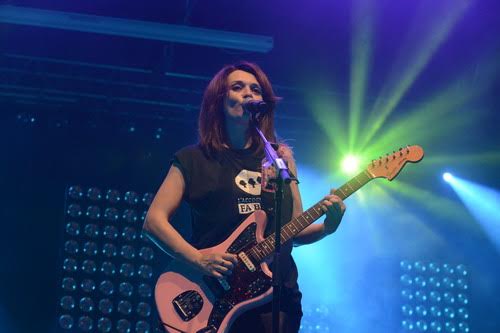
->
[251,114,295,333]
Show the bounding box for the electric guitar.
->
[155,145,424,333]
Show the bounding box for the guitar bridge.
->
[172,290,203,321]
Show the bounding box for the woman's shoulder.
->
[175,144,213,162]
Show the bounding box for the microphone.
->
[242,100,268,115]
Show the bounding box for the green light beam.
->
[359,0,471,151]
[349,0,374,151]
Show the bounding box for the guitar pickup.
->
[238,252,256,272]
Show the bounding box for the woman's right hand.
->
[193,252,239,278]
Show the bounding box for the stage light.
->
[123,209,138,223]
[79,297,94,312]
[429,291,442,303]
[67,204,83,217]
[402,304,414,316]
[136,320,151,332]
[138,283,152,298]
[428,277,441,288]
[86,205,101,219]
[78,316,93,331]
[82,259,97,274]
[103,225,119,239]
[402,289,414,301]
[142,193,154,206]
[64,240,79,254]
[120,263,135,278]
[137,302,151,317]
[83,241,98,256]
[122,226,137,241]
[443,307,455,319]
[402,319,415,330]
[457,308,469,320]
[443,292,455,304]
[401,260,413,271]
[138,264,153,279]
[60,296,75,311]
[106,189,121,203]
[416,320,428,331]
[119,282,134,297]
[84,224,99,238]
[97,317,112,332]
[68,186,84,200]
[458,322,469,332]
[124,191,139,205]
[415,305,428,316]
[428,263,441,274]
[443,172,453,182]
[429,321,442,332]
[444,321,456,332]
[101,261,116,276]
[99,281,114,296]
[0,5,273,53]
[457,294,468,305]
[59,315,74,329]
[104,207,120,221]
[62,277,77,292]
[139,246,154,261]
[102,243,117,257]
[117,319,131,333]
[58,185,157,332]
[429,306,442,318]
[400,260,470,332]
[98,299,113,314]
[341,155,361,175]
[414,276,427,288]
[81,279,96,293]
[415,290,428,302]
[87,187,102,201]
[65,222,80,236]
[63,258,78,272]
[117,300,132,315]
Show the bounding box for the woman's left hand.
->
[320,189,346,235]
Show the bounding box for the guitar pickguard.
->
[202,222,272,331]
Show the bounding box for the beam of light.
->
[445,176,500,252]
[384,179,478,230]
[359,52,500,158]
[306,86,348,154]
[295,165,448,331]
[425,152,500,166]
[359,0,472,151]
[349,0,374,151]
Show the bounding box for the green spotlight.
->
[341,155,361,175]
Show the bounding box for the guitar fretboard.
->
[247,169,374,262]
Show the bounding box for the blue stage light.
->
[442,172,453,182]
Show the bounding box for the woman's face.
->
[223,70,263,126]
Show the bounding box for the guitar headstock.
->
[367,145,424,180]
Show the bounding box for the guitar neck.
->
[249,169,375,262]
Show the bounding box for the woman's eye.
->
[231,85,242,91]
[252,86,262,94]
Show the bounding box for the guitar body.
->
[155,210,274,333]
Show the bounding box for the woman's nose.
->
[241,86,254,99]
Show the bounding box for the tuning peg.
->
[399,147,403,156]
